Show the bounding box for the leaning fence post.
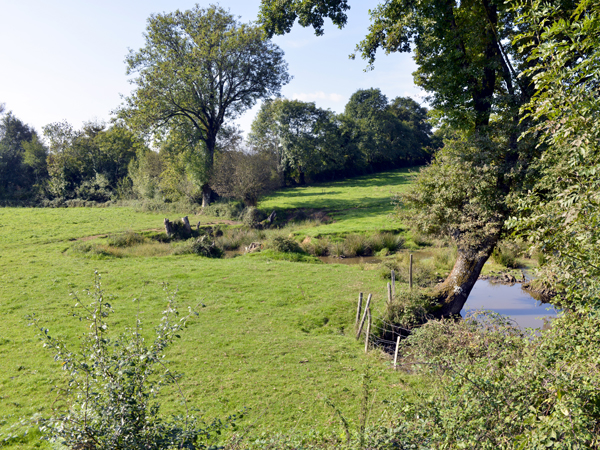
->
[391,270,396,298]
[364,309,371,354]
[355,293,363,328]
[387,282,392,304]
[409,254,413,290]
[356,294,372,339]
[393,335,401,370]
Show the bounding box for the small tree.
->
[211,149,278,206]
[31,273,235,449]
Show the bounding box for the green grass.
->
[259,168,418,237]
[0,169,432,449]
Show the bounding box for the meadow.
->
[0,168,438,449]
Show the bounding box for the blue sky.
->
[0,0,421,137]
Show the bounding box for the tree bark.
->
[182,216,192,234]
[201,184,212,208]
[432,232,500,318]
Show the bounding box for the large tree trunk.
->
[432,232,500,318]
[201,184,212,208]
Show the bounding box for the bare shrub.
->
[211,150,278,206]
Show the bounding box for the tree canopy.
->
[258,0,540,315]
[121,4,290,206]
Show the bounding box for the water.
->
[463,280,559,329]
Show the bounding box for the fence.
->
[355,255,414,369]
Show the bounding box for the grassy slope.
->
[0,169,427,449]
[259,168,417,236]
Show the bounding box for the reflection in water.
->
[464,280,559,329]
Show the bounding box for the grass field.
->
[0,168,430,449]
[259,169,417,237]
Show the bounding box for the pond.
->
[463,280,559,329]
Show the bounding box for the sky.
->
[0,0,422,138]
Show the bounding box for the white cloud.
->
[291,91,345,103]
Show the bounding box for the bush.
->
[211,150,279,206]
[174,236,223,258]
[302,238,329,256]
[366,309,600,449]
[343,234,370,257]
[241,207,267,228]
[201,200,243,219]
[268,235,302,253]
[30,273,236,449]
[492,242,519,268]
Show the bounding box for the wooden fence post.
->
[364,309,371,354]
[391,270,396,298]
[355,293,363,328]
[387,282,392,304]
[409,254,413,290]
[356,294,372,339]
[393,335,401,370]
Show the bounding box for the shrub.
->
[211,150,279,206]
[201,200,243,219]
[365,309,600,449]
[343,234,370,257]
[30,273,236,449]
[330,240,345,257]
[302,238,329,256]
[174,236,223,258]
[240,207,267,228]
[492,242,519,268]
[268,235,302,253]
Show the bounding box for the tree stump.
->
[182,216,192,234]
[164,218,174,237]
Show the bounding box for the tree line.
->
[0,92,435,207]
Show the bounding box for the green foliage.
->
[211,149,279,206]
[373,309,600,448]
[174,236,224,258]
[249,98,341,185]
[30,273,235,449]
[509,0,600,308]
[342,234,369,257]
[43,121,141,202]
[382,286,436,329]
[240,207,267,228]
[0,112,45,202]
[491,242,519,269]
[122,4,290,205]
[201,201,244,220]
[267,235,302,254]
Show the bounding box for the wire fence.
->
[354,269,416,369]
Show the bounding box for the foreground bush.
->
[374,309,600,449]
[30,273,236,449]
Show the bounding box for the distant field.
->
[259,168,418,236]
[0,169,428,449]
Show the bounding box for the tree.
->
[0,112,45,201]
[44,121,141,201]
[121,4,290,207]
[509,0,600,308]
[259,0,541,316]
[340,90,432,169]
[211,149,278,206]
[249,98,340,185]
